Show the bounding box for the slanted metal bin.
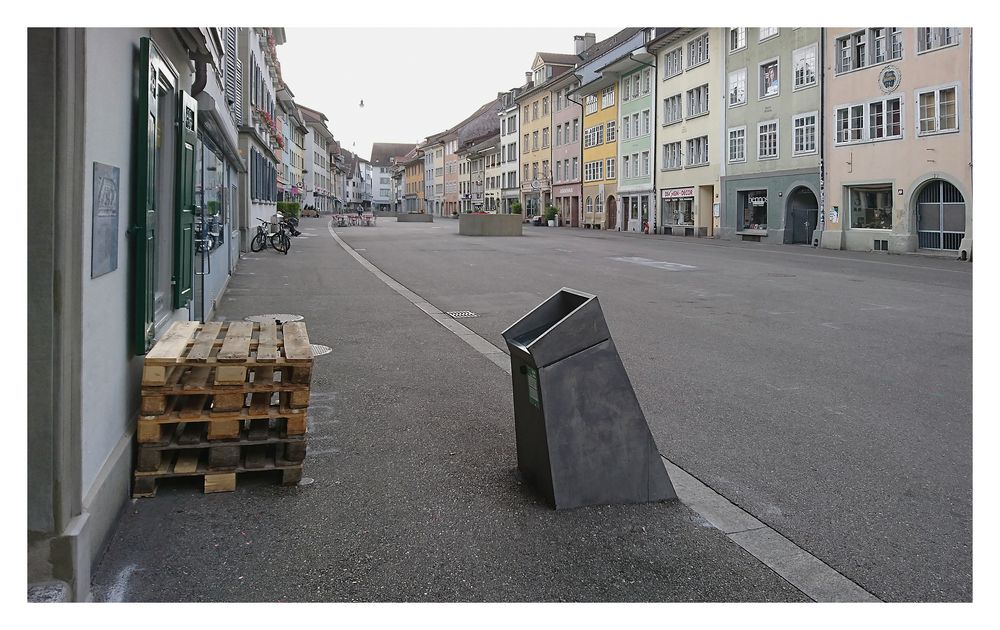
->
[501,287,676,510]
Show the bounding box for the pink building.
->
[550,68,583,226]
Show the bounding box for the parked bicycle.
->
[251,217,290,254]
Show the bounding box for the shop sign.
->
[661,187,694,199]
[559,188,574,195]
[750,196,768,207]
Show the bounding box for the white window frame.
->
[759,57,780,100]
[602,86,616,109]
[621,116,631,140]
[641,151,650,177]
[606,158,615,180]
[662,142,682,170]
[728,126,746,163]
[621,155,629,179]
[632,113,640,138]
[642,68,651,94]
[792,111,818,156]
[792,44,818,91]
[641,109,651,136]
[686,136,709,167]
[663,94,683,125]
[834,96,904,145]
[759,27,779,41]
[607,120,616,142]
[621,76,631,102]
[686,84,709,118]
[585,94,598,115]
[757,120,779,160]
[728,68,747,107]
[916,83,959,136]
[663,47,683,79]
[686,33,710,69]
[729,27,746,53]
[917,28,960,54]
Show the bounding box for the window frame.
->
[686,33,710,69]
[759,57,780,100]
[758,27,779,41]
[792,43,818,91]
[663,47,683,79]
[686,84,710,119]
[792,111,818,156]
[728,68,747,108]
[728,125,747,163]
[757,119,779,160]
[916,83,960,136]
[917,28,960,54]
[686,135,709,167]
[729,27,746,53]
[833,95,905,145]
[662,142,682,170]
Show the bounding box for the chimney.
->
[584,32,596,51]
[574,34,585,54]
[525,71,532,86]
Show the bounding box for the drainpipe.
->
[191,55,208,97]
[816,27,826,247]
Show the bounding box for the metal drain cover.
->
[244,313,304,323]
[310,344,332,356]
[447,310,479,319]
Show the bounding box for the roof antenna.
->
[359,99,365,108]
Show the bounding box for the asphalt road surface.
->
[332,217,972,602]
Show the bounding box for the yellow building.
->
[577,80,619,229]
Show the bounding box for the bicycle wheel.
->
[250,230,266,252]
[271,231,290,254]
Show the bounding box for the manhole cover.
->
[310,344,332,356]
[244,313,304,323]
[447,310,479,319]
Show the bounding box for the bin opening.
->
[510,291,589,348]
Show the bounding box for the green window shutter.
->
[173,90,197,308]
[133,38,160,355]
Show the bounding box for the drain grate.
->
[310,344,332,356]
[447,310,479,319]
[244,313,304,323]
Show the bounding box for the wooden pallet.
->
[140,389,308,421]
[138,414,307,444]
[142,321,313,386]
[141,364,310,408]
[132,449,304,498]
[135,424,307,472]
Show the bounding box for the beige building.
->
[822,27,972,257]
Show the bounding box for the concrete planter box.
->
[397,213,433,223]
[459,213,523,236]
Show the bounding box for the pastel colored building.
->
[821,27,972,256]
[497,85,523,213]
[549,67,583,226]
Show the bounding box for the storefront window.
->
[197,138,226,252]
[850,186,893,229]
[641,196,649,222]
[630,197,639,220]
[739,190,768,230]
[661,198,694,225]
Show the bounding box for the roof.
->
[369,142,417,167]
[516,66,573,101]
[536,52,581,66]
[296,103,328,124]
[578,27,644,63]
[645,27,688,52]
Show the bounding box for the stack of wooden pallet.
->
[133,320,314,497]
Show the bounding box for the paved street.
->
[328,217,972,602]
[90,216,970,602]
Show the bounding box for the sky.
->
[277,28,616,161]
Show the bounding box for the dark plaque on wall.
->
[91,162,120,278]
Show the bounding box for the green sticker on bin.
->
[526,366,540,408]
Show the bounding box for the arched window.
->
[586,196,593,214]
[595,195,604,214]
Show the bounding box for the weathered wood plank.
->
[204,473,236,494]
[256,321,280,362]
[173,451,200,474]
[181,366,212,390]
[217,322,254,363]
[146,321,202,361]
[281,322,313,362]
[178,395,209,419]
[186,321,223,362]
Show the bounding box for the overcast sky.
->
[277,28,616,160]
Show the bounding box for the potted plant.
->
[544,206,558,227]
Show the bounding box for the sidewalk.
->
[89,217,808,602]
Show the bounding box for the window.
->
[542,160,548,179]
[918,28,959,53]
[601,85,615,109]
[728,69,747,107]
[555,125,563,146]
[532,131,538,150]
[728,127,746,163]
[687,33,709,67]
[606,158,615,179]
[869,98,902,139]
[586,196,593,215]
[523,164,529,180]
[729,27,746,52]
[584,125,602,148]
[871,28,903,63]
[532,162,538,179]
[662,142,681,169]
[642,69,651,94]
[759,59,779,98]
[687,84,709,117]
[793,44,817,90]
[542,128,549,148]
[556,161,562,181]
[759,27,779,41]
[533,102,538,120]
[572,119,579,142]
[595,195,603,214]
[757,121,778,159]
[523,134,529,153]
[631,74,639,99]
[664,47,682,78]
[621,156,629,179]
[607,120,616,142]
[739,190,768,230]
[596,124,604,145]
[572,157,578,179]
[632,113,640,138]
[837,30,868,73]
[585,94,598,115]
[686,136,709,166]
[792,112,818,155]
[584,160,604,182]
[850,186,893,229]
[622,116,631,140]
[918,87,958,134]
[621,76,631,102]
[641,151,650,176]
[641,110,651,135]
[664,94,682,124]
[542,97,549,115]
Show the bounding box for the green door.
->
[173,90,197,308]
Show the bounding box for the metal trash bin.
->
[501,288,676,509]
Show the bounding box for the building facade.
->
[648,27,723,237]
[821,27,972,256]
[550,70,583,226]
[402,147,425,213]
[721,27,824,244]
[498,86,523,213]
[299,104,334,213]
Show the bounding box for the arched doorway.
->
[917,180,966,250]
[786,186,818,244]
[606,196,617,230]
